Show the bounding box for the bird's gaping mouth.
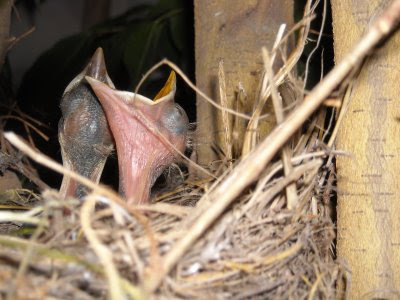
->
[86,72,188,205]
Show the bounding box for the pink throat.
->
[114,118,173,205]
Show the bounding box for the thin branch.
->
[303,0,326,90]
[242,0,314,156]
[6,26,35,52]
[262,47,298,209]
[0,116,49,141]
[0,208,45,225]
[135,59,253,120]
[80,195,125,300]
[218,61,233,165]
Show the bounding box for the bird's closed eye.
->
[161,104,189,135]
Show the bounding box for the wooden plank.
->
[194,0,294,168]
[332,1,400,297]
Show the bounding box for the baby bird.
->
[59,48,114,199]
[86,71,188,205]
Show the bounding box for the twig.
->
[0,116,49,141]
[242,24,287,156]
[80,195,125,300]
[259,239,303,267]
[232,83,247,156]
[303,0,326,90]
[218,61,233,165]
[308,272,323,300]
[12,204,49,298]
[323,98,341,108]
[262,47,298,210]
[243,159,322,220]
[135,59,252,120]
[0,209,45,225]
[6,27,35,52]
[327,82,354,148]
[135,203,191,217]
[145,0,400,292]
[0,235,103,272]
[242,0,313,156]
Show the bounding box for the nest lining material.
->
[0,148,337,299]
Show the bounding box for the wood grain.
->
[332,0,400,298]
[194,0,294,168]
[0,0,13,71]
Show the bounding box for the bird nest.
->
[0,127,338,299]
[0,6,342,300]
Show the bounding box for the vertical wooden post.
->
[194,0,294,168]
[0,0,13,71]
[332,1,400,298]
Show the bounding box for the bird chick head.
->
[86,71,188,205]
[59,47,114,198]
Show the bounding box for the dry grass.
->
[1,0,400,298]
[0,133,338,299]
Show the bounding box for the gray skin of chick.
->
[58,48,114,199]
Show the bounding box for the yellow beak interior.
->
[153,71,176,101]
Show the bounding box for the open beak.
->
[59,47,114,199]
[86,71,188,205]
